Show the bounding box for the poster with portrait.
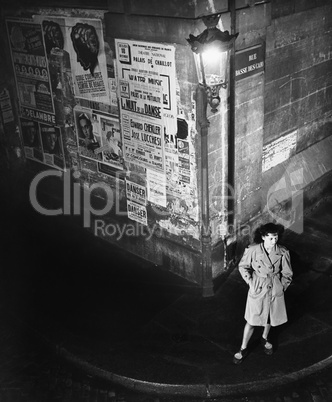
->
[40,124,65,170]
[98,115,124,171]
[74,106,124,171]
[74,106,102,162]
[20,117,43,162]
[33,15,109,105]
[66,17,109,104]
[6,19,55,121]
[33,15,76,126]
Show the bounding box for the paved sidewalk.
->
[1,196,332,399]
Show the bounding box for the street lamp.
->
[187,14,238,113]
[187,14,238,297]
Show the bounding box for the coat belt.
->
[255,271,278,279]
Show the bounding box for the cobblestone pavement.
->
[1,307,332,402]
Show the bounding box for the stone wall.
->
[233,0,332,258]
[261,0,332,231]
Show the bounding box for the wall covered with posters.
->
[1,6,212,285]
[3,1,332,288]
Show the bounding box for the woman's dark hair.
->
[253,223,284,243]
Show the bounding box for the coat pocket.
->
[248,273,264,298]
[274,275,284,297]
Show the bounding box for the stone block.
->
[261,135,332,214]
[236,129,263,162]
[107,0,125,13]
[294,0,319,13]
[291,60,332,104]
[207,118,227,152]
[105,12,203,46]
[264,103,296,143]
[235,97,265,136]
[265,34,330,82]
[236,2,271,33]
[297,116,332,153]
[236,188,262,223]
[176,44,198,84]
[235,73,264,108]
[208,146,228,182]
[110,0,228,18]
[264,76,291,114]
[269,5,330,50]
[271,0,295,19]
[235,28,267,52]
[322,84,332,113]
[236,0,249,9]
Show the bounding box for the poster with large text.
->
[6,19,55,120]
[115,39,177,134]
[115,39,177,171]
[121,113,164,171]
[127,200,147,226]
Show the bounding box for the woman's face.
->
[80,118,92,139]
[262,233,278,249]
[47,133,57,150]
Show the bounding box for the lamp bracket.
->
[204,82,226,113]
[202,13,221,29]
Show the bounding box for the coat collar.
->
[257,243,283,265]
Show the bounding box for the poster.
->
[115,39,177,171]
[178,139,191,184]
[115,39,177,135]
[121,113,164,171]
[146,169,166,207]
[20,117,43,162]
[127,200,147,225]
[20,117,65,170]
[6,19,55,117]
[98,114,123,170]
[40,124,65,170]
[262,130,297,172]
[34,16,110,104]
[74,105,124,170]
[0,89,14,124]
[66,17,109,103]
[126,180,147,205]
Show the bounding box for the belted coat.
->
[238,243,293,327]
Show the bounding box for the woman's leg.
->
[233,322,254,363]
[262,323,271,340]
[262,323,273,353]
[241,322,254,349]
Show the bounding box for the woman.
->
[233,223,293,364]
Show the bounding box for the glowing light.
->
[202,47,220,64]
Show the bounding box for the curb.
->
[57,344,332,398]
[7,307,332,398]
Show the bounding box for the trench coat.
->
[238,243,293,327]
